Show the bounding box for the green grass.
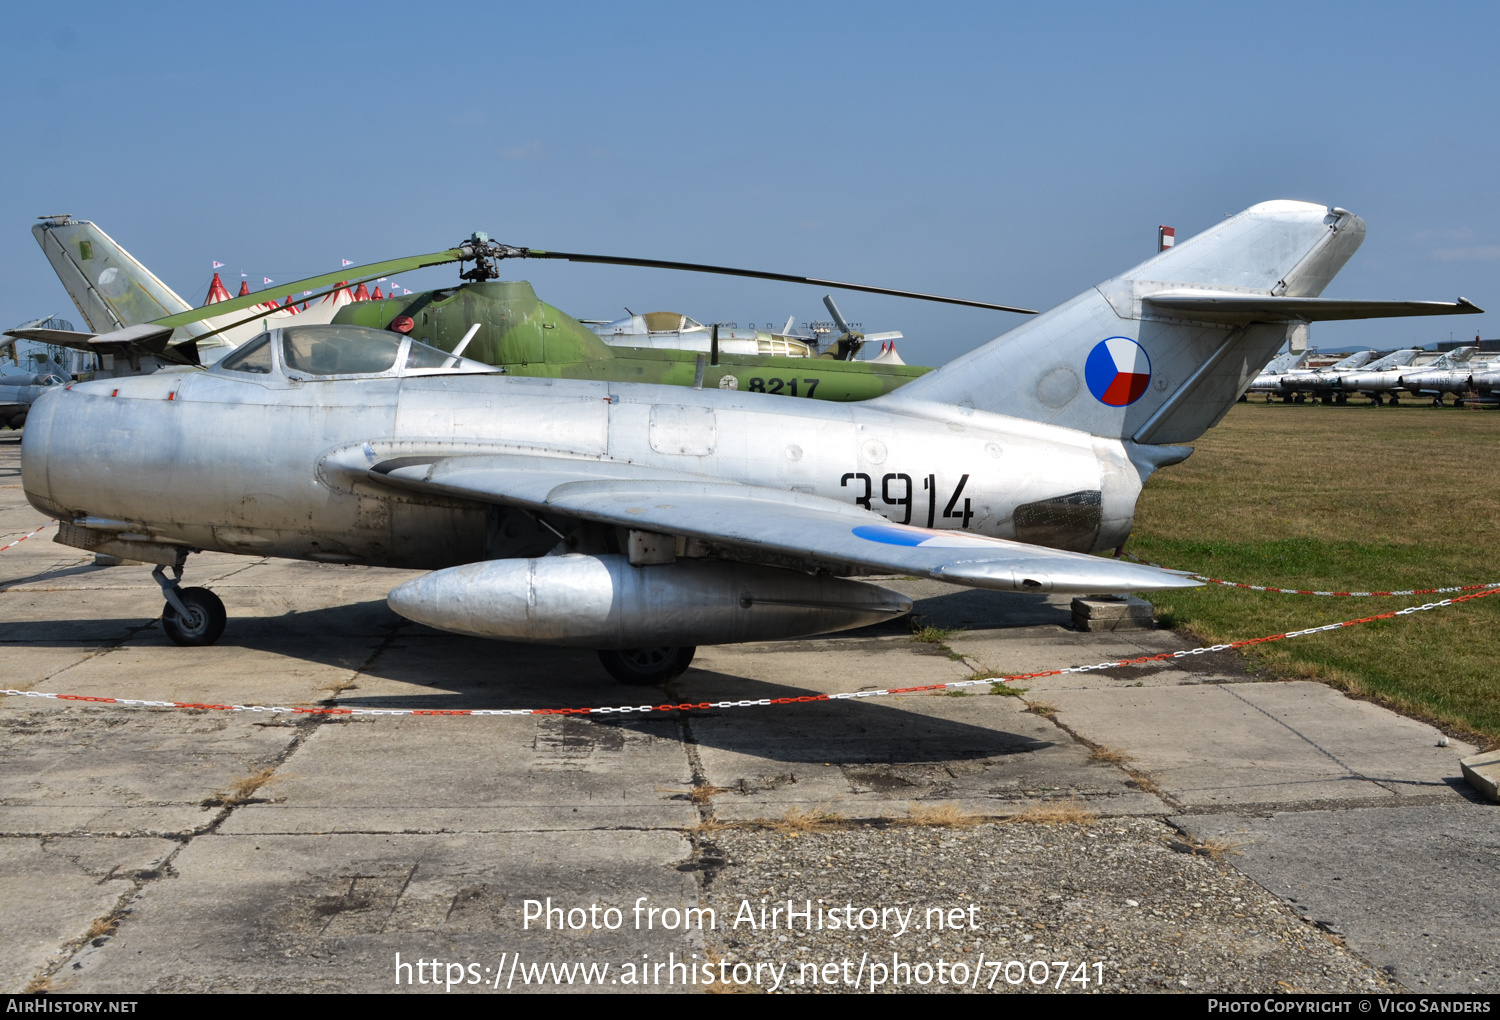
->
[909,624,957,644]
[909,623,969,661]
[1129,401,1500,744]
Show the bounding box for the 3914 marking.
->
[842,471,973,528]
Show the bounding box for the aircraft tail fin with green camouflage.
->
[32,217,193,333]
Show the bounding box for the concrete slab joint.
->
[1072,594,1156,632]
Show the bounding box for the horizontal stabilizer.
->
[1145,292,1483,323]
[4,327,100,350]
[4,323,197,366]
[362,451,1201,595]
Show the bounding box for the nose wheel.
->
[153,564,227,646]
[597,646,696,685]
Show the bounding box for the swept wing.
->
[363,451,1197,594]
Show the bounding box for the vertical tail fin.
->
[880,201,1366,443]
[32,217,192,332]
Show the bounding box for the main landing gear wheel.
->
[162,587,227,646]
[597,646,697,685]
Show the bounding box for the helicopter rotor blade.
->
[166,274,397,347]
[514,248,1037,315]
[146,249,465,330]
[145,232,1037,337]
[822,294,854,336]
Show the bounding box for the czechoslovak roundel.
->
[1084,336,1152,406]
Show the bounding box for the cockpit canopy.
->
[588,312,706,338]
[213,325,498,380]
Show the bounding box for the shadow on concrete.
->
[348,642,1050,765]
[0,563,115,591]
[10,596,1055,766]
[836,587,1069,637]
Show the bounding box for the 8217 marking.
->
[747,377,819,397]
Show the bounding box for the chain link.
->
[6,586,1495,719]
[0,521,55,554]
[1117,550,1498,598]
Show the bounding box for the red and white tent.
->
[319,281,355,310]
[201,272,234,306]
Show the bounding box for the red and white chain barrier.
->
[0,521,54,554]
[1118,550,1499,598]
[5,586,1496,720]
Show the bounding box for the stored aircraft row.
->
[13,202,1484,682]
[1248,345,1495,405]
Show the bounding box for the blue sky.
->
[2,2,1495,361]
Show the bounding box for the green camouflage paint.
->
[333,280,929,401]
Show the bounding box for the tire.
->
[162,587,227,646]
[1293,393,1305,404]
[597,646,696,685]
[1336,394,1348,405]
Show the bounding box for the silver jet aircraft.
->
[1245,349,1310,400]
[19,201,1481,683]
[1398,348,1483,405]
[0,370,64,430]
[1466,363,1500,404]
[1327,348,1423,405]
[1277,349,1377,403]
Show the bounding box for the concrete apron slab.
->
[1174,804,1500,993]
[0,704,303,836]
[1034,681,1476,812]
[3,428,1489,993]
[681,693,1167,821]
[46,830,701,994]
[219,715,699,834]
[682,634,1168,820]
[0,836,177,993]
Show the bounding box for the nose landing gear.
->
[152,563,227,646]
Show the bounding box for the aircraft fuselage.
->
[22,368,1145,570]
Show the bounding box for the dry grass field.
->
[1129,400,1500,744]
